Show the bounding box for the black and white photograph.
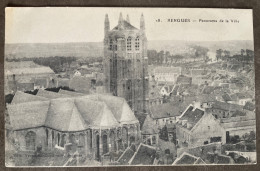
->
[4,7,256,166]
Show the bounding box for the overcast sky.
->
[5,7,253,43]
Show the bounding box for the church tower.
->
[103,13,149,114]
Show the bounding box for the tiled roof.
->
[112,20,138,30]
[176,75,192,84]
[243,102,255,111]
[8,93,139,131]
[6,61,40,69]
[129,144,157,165]
[173,152,205,165]
[220,119,256,129]
[201,86,215,94]
[171,85,180,95]
[222,93,232,102]
[69,76,92,93]
[154,67,181,74]
[6,67,54,76]
[211,101,243,111]
[8,101,50,130]
[141,115,159,135]
[195,94,216,103]
[191,69,208,76]
[178,106,205,130]
[207,152,234,164]
[150,102,184,119]
[117,147,135,165]
[11,91,48,104]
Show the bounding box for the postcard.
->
[4,7,255,166]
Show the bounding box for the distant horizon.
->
[5,39,254,45]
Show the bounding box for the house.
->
[190,69,208,77]
[148,80,163,106]
[176,75,192,85]
[116,145,136,165]
[207,101,244,119]
[229,93,253,106]
[225,151,256,163]
[73,70,82,77]
[206,152,235,164]
[149,102,185,127]
[243,101,255,111]
[159,84,175,96]
[141,115,159,146]
[176,105,226,148]
[177,142,222,161]
[220,112,256,143]
[128,143,157,165]
[154,67,182,84]
[172,152,205,165]
[69,76,92,94]
[5,61,56,93]
[195,94,216,108]
[166,124,176,144]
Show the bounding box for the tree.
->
[241,49,245,56]
[216,49,223,61]
[159,125,169,141]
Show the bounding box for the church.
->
[7,90,140,161]
[103,13,149,115]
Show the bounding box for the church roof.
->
[112,20,138,30]
[11,91,48,104]
[8,92,139,131]
[36,89,71,99]
[58,89,86,97]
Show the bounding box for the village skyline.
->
[4,8,256,166]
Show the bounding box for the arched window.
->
[135,37,140,51]
[127,37,132,51]
[60,134,66,147]
[57,133,60,146]
[79,134,85,147]
[45,129,49,147]
[25,131,36,150]
[109,39,113,50]
[52,131,55,147]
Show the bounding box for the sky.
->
[5,7,254,43]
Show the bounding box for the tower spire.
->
[118,12,124,30]
[126,14,130,23]
[140,13,145,30]
[104,14,110,35]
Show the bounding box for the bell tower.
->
[103,13,149,114]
